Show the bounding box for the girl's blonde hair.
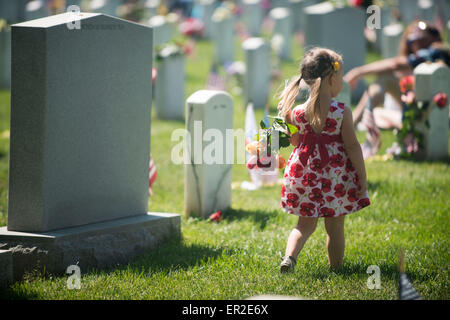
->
[278,47,342,128]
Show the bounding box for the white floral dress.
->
[280,100,371,218]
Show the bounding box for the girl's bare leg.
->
[324,215,346,269]
[285,217,318,260]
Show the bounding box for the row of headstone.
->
[288,0,318,32]
[270,7,292,61]
[0,12,180,279]
[242,0,263,36]
[148,15,174,46]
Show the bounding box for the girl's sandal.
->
[280,255,297,273]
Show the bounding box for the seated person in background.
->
[344,20,450,130]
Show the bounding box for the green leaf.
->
[286,123,298,135]
[260,120,267,129]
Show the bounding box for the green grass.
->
[0,35,449,300]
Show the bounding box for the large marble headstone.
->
[1,12,180,279]
[413,62,450,160]
[381,23,404,58]
[270,7,292,60]
[242,0,263,36]
[8,13,152,232]
[185,90,233,218]
[211,7,234,64]
[304,2,366,100]
[242,37,270,109]
[155,45,185,120]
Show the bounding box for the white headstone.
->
[381,23,404,58]
[185,90,233,218]
[149,15,173,46]
[211,7,234,64]
[288,0,319,32]
[155,45,185,120]
[0,22,10,89]
[414,62,450,160]
[304,2,366,100]
[242,0,264,36]
[242,37,270,109]
[270,7,292,60]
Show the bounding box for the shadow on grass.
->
[221,207,275,231]
[308,259,437,284]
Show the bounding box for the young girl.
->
[277,47,371,273]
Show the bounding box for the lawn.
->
[0,35,448,300]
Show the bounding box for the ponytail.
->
[277,75,302,119]
[305,77,322,128]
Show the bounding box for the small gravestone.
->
[185,90,233,218]
[24,0,48,21]
[242,37,270,109]
[304,2,366,101]
[211,7,234,64]
[413,62,450,160]
[90,0,121,16]
[398,0,419,23]
[270,7,292,60]
[0,12,180,280]
[289,0,319,32]
[242,0,264,36]
[382,23,403,58]
[155,45,185,120]
[0,21,11,89]
[149,15,173,46]
[374,5,392,52]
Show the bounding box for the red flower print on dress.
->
[320,207,335,217]
[308,188,323,203]
[345,159,355,173]
[357,198,370,208]
[310,158,323,173]
[286,193,299,208]
[302,172,318,187]
[342,175,349,182]
[344,205,353,211]
[326,195,335,202]
[295,109,307,123]
[337,102,345,109]
[296,187,306,194]
[330,154,344,168]
[330,106,337,112]
[320,178,332,193]
[334,183,346,198]
[305,124,313,132]
[347,188,358,202]
[281,201,286,208]
[337,146,345,152]
[289,163,303,178]
[300,202,315,216]
[281,185,286,197]
[324,118,338,133]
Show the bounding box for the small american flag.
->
[206,63,226,91]
[361,96,381,159]
[148,155,157,196]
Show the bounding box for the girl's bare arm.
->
[341,106,367,197]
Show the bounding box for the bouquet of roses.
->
[245,116,298,171]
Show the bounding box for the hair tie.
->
[332,61,340,72]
